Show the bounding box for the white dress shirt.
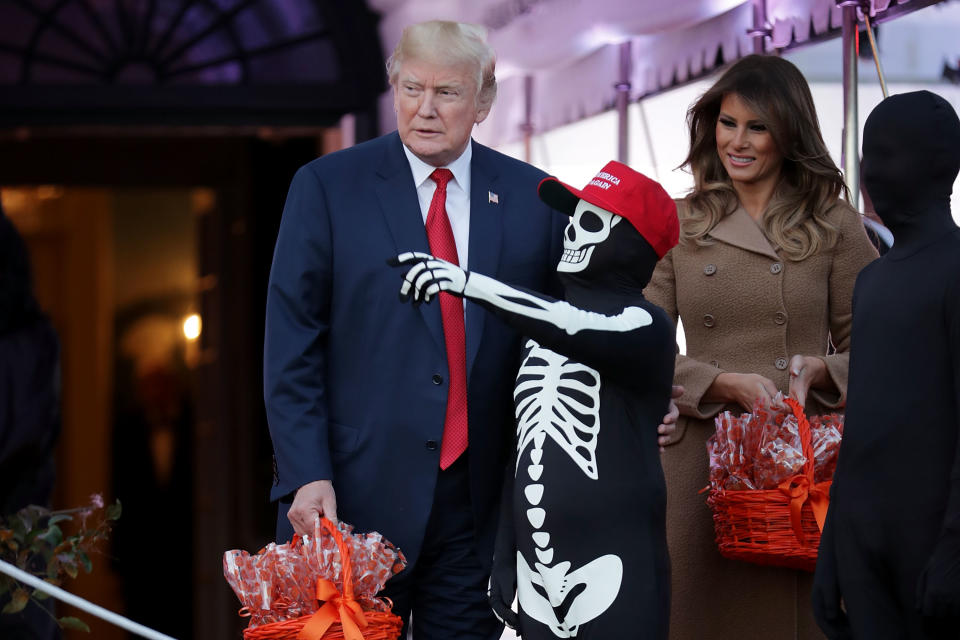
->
[402,142,472,269]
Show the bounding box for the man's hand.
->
[788,355,828,407]
[287,479,337,536]
[390,252,468,304]
[658,385,684,449]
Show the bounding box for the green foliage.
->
[0,495,121,632]
[1,588,28,614]
[58,615,91,632]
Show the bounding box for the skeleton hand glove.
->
[390,251,469,304]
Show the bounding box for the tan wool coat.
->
[644,199,878,640]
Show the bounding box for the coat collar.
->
[464,140,502,384]
[401,138,473,196]
[373,134,503,381]
[466,140,501,277]
[374,133,445,354]
[709,205,780,260]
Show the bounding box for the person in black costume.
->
[111,358,194,639]
[0,206,61,640]
[394,161,679,638]
[813,91,960,639]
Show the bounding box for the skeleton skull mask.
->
[557,199,623,273]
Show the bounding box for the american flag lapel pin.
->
[488,191,499,204]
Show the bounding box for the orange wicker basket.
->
[706,397,832,572]
[240,518,403,640]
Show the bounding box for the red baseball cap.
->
[538,160,679,258]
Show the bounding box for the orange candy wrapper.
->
[708,393,844,491]
[223,518,406,629]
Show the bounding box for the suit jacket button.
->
[770,262,783,274]
[774,311,787,325]
[703,263,717,276]
[426,440,438,450]
[432,374,443,385]
[775,357,788,370]
[703,314,715,328]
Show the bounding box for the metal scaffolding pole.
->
[749,0,770,54]
[522,74,534,164]
[840,1,861,208]
[616,41,631,164]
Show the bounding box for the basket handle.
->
[780,398,830,544]
[297,517,368,640]
[784,397,815,482]
[319,517,354,599]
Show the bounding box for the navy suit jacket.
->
[264,131,563,570]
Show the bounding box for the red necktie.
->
[426,168,468,469]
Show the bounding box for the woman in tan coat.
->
[645,55,878,639]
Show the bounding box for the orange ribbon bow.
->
[778,474,831,545]
[774,397,832,546]
[297,578,368,640]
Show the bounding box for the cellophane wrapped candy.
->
[707,393,844,490]
[223,518,407,629]
[810,413,844,483]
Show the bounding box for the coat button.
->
[703,263,717,276]
[432,374,443,385]
[426,440,438,450]
[770,262,783,274]
[703,314,715,328]
[774,311,787,325]
[775,357,788,370]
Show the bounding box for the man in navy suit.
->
[264,21,564,639]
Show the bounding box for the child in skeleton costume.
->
[393,161,679,638]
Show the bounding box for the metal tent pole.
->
[839,1,861,208]
[749,0,771,54]
[522,74,534,163]
[616,41,632,164]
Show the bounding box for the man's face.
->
[393,58,490,167]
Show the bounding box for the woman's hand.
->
[705,372,779,412]
[788,355,828,407]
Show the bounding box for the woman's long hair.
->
[680,54,847,260]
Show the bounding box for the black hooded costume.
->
[813,91,960,639]
[0,208,61,640]
[395,162,677,638]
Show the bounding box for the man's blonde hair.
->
[386,20,497,111]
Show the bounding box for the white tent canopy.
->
[369,0,958,375]
[370,0,946,146]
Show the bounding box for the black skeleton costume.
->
[394,162,678,638]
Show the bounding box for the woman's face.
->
[715,93,783,191]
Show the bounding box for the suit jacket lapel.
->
[466,140,503,384]
[710,206,781,260]
[374,133,446,353]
